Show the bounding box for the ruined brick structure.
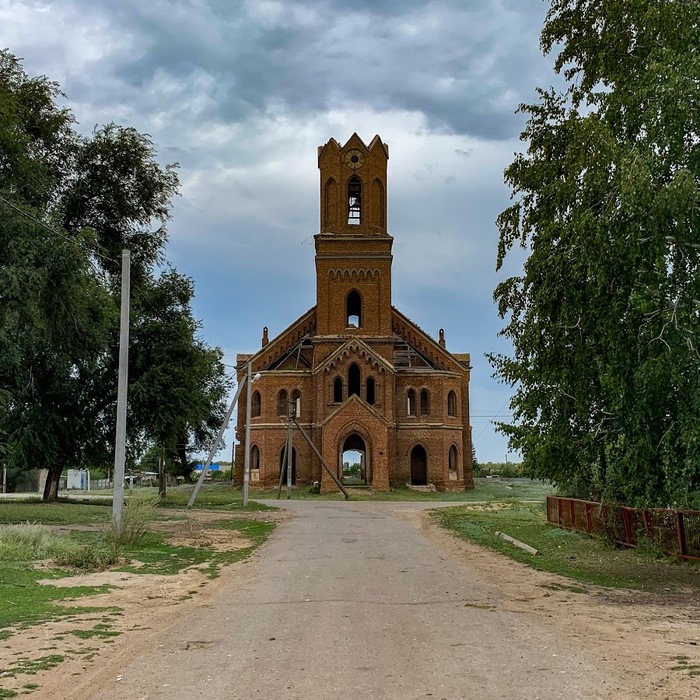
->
[235,134,473,492]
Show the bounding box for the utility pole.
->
[243,361,252,506]
[112,249,130,533]
[158,443,166,499]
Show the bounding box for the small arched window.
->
[252,391,261,418]
[277,389,288,416]
[251,445,260,471]
[407,389,416,416]
[333,377,343,403]
[348,175,361,225]
[290,389,301,418]
[420,389,429,416]
[447,391,457,417]
[449,445,458,472]
[346,289,362,328]
[348,363,361,397]
[366,376,375,405]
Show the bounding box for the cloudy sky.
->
[1,0,559,463]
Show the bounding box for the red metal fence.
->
[546,496,700,562]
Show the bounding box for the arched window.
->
[366,376,375,405]
[290,389,301,418]
[277,389,288,416]
[420,389,429,416]
[407,389,416,416]
[449,445,458,472]
[251,445,260,471]
[252,391,261,418]
[333,377,343,403]
[348,363,361,397]
[348,175,361,225]
[346,289,362,328]
[447,391,457,417]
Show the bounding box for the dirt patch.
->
[418,510,700,700]
[0,509,282,699]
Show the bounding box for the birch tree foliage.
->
[491,0,700,507]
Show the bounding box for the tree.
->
[0,51,226,500]
[128,269,232,484]
[491,1,700,507]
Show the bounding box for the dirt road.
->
[58,499,666,700]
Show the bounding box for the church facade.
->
[234,134,473,492]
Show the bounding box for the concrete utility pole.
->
[112,249,131,533]
[243,361,253,507]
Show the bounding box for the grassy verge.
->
[434,502,699,593]
[250,477,555,502]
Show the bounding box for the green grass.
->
[250,478,555,502]
[159,484,277,511]
[434,502,700,593]
[117,519,276,577]
[0,655,65,678]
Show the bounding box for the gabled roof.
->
[320,393,391,428]
[315,336,395,376]
[240,307,317,372]
[391,307,470,374]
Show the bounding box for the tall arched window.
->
[447,390,457,417]
[333,377,343,403]
[449,445,458,472]
[366,376,375,405]
[277,389,288,416]
[252,391,261,418]
[420,389,429,416]
[407,389,416,416]
[290,389,301,418]
[251,445,260,471]
[346,289,362,328]
[348,175,361,225]
[348,363,361,397]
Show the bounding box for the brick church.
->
[234,134,473,492]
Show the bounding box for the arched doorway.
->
[279,446,297,485]
[410,445,427,485]
[341,433,369,486]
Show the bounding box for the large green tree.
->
[0,50,227,499]
[491,1,700,507]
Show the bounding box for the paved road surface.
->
[89,500,615,699]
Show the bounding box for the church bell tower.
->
[314,134,393,336]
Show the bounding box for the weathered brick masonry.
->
[235,134,473,492]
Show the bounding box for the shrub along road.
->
[57,499,700,700]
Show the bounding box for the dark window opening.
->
[252,391,261,418]
[449,445,458,472]
[333,377,343,403]
[447,391,457,417]
[277,389,288,416]
[420,389,429,416]
[366,377,375,405]
[251,445,260,471]
[290,389,301,418]
[348,175,361,225]
[407,389,416,416]
[348,363,361,397]
[346,289,362,327]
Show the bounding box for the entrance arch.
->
[410,445,427,485]
[341,433,369,485]
[279,446,297,485]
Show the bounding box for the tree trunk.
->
[177,441,193,483]
[42,467,61,501]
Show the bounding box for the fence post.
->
[585,503,593,534]
[677,512,687,560]
[557,497,562,526]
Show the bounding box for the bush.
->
[107,490,158,547]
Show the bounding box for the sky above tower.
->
[0,0,560,463]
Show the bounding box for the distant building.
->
[235,134,473,492]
